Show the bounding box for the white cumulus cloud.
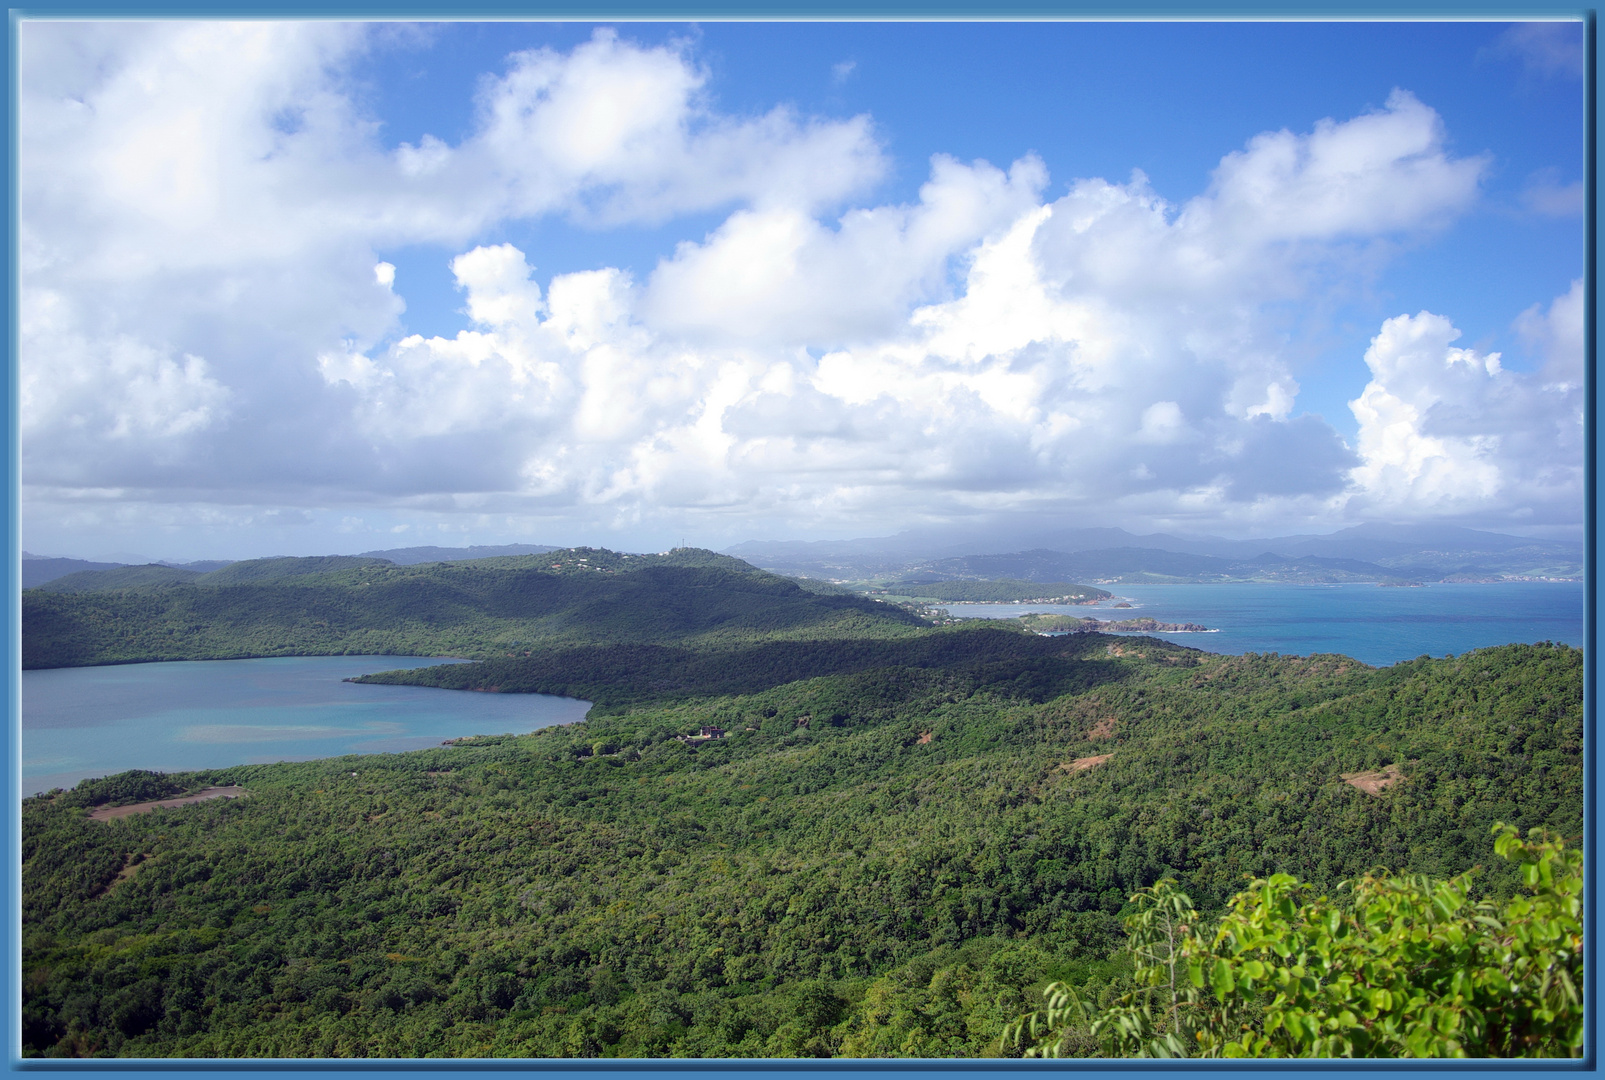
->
[1347,288,1583,525]
[19,22,886,508]
[327,87,1498,537]
[18,22,1581,550]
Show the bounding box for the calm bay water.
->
[946,581,1585,667]
[22,655,590,797]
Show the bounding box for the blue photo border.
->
[1,3,1595,1078]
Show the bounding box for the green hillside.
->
[355,624,1119,713]
[192,555,395,586]
[22,549,925,669]
[19,545,1582,1058]
[21,636,1581,1059]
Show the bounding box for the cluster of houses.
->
[675,725,727,744]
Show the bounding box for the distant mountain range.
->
[22,524,1581,593]
[20,555,232,590]
[21,544,560,589]
[726,523,1583,585]
[356,543,559,565]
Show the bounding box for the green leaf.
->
[1211,958,1235,1002]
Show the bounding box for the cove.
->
[22,655,591,797]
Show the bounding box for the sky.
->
[17,19,1586,562]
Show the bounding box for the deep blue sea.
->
[946,581,1585,666]
[21,656,590,797]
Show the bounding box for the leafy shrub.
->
[1011,823,1582,1058]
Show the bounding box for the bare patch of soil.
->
[1061,754,1112,773]
[915,731,933,745]
[1341,763,1403,796]
[1086,716,1117,741]
[88,786,247,821]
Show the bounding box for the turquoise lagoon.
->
[22,655,590,797]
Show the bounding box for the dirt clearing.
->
[1340,764,1403,796]
[88,785,248,821]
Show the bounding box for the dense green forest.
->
[22,609,1582,1059]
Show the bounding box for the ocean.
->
[944,580,1585,667]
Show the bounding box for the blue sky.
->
[363,21,1584,431]
[18,20,1586,560]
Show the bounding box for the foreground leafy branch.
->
[1009,824,1582,1059]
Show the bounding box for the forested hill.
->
[21,639,1582,1058]
[354,624,1126,714]
[20,543,1584,1059]
[21,548,929,669]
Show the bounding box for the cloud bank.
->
[19,23,1583,552]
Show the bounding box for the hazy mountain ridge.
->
[909,548,1428,586]
[25,547,565,590]
[24,523,1580,594]
[22,554,235,589]
[23,545,561,581]
[357,543,560,565]
[21,556,130,589]
[730,524,1582,584]
[33,555,398,594]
